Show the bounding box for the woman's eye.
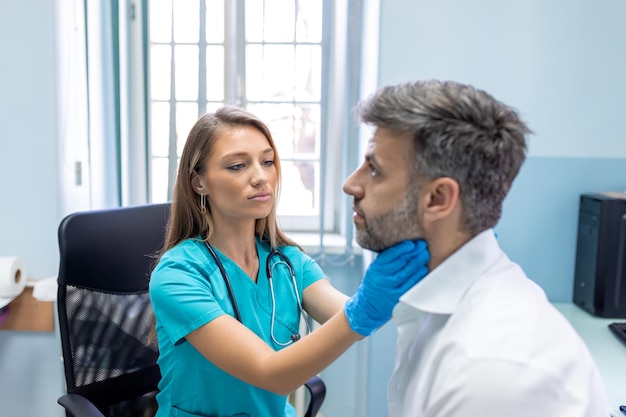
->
[228,163,245,171]
[263,160,274,167]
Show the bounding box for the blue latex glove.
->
[344,239,430,336]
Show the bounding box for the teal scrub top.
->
[149,237,325,417]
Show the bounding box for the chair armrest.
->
[59,376,323,417]
[58,393,106,417]
[303,375,326,417]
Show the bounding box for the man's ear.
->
[421,177,460,222]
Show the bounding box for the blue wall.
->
[377,0,626,302]
[499,157,626,302]
[0,0,60,280]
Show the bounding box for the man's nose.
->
[343,170,362,198]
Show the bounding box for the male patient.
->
[343,79,609,417]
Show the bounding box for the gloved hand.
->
[344,239,430,336]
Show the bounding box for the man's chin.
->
[357,234,424,253]
[355,235,390,253]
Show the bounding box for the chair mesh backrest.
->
[63,286,157,387]
[57,203,170,417]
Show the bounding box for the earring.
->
[200,194,206,213]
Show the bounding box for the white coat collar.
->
[398,229,503,315]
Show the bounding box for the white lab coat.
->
[388,230,609,417]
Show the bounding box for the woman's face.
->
[195,125,278,225]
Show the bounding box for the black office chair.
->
[56,203,326,417]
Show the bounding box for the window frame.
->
[133,0,346,233]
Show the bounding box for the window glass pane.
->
[174,45,199,100]
[205,102,224,114]
[206,46,225,101]
[296,0,322,42]
[176,102,199,157]
[150,102,170,157]
[149,0,172,43]
[173,0,199,43]
[150,45,171,100]
[248,104,320,159]
[248,103,297,158]
[246,45,295,101]
[245,0,297,42]
[206,0,225,42]
[277,161,318,216]
[151,157,170,203]
[295,45,321,101]
[245,45,263,100]
[244,0,264,42]
[263,0,295,42]
[294,105,320,158]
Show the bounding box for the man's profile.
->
[343,79,609,417]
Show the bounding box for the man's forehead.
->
[366,128,413,162]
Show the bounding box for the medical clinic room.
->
[2,0,626,416]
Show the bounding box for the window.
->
[146,0,341,232]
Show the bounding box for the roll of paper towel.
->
[0,257,26,298]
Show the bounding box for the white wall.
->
[0,0,61,280]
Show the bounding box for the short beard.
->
[355,191,423,252]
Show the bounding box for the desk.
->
[554,303,626,414]
[0,287,54,332]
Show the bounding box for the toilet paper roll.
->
[0,257,26,298]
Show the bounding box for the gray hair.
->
[356,80,531,234]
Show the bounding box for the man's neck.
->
[426,224,473,271]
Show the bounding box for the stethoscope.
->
[204,242,310,346]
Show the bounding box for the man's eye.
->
[368,163,378,176]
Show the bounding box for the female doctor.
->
[149,105,429,417]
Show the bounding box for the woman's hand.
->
[344,239,430,336]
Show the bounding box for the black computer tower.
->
[573,192,626,318]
